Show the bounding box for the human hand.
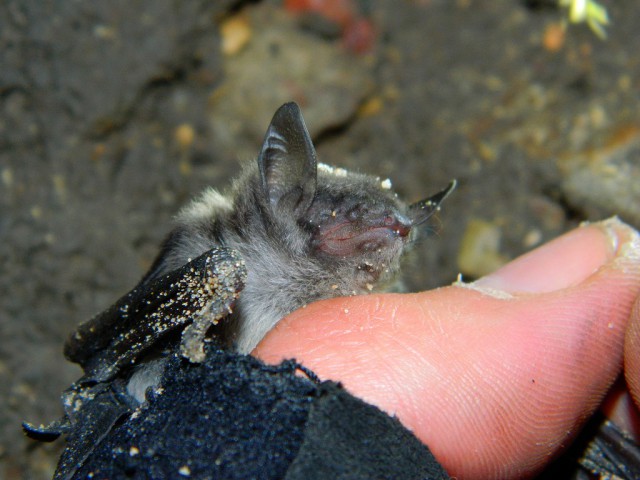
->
[254,217,640,479]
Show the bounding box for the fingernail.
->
[469,218,631,294]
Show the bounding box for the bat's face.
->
[303,166,413,290]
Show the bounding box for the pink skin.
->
[314,208,411,257]
[255,219,640,479]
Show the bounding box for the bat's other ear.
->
[258,102,317,216]
[409,180,457,225]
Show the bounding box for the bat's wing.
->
[64,246,247,383]
[25,380,136,480]
[23,246,246,443]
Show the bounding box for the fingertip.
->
[472,218,633,295]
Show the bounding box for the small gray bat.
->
[141,102,456,355]
[24,103,455,478]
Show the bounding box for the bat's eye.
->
[346,204,366,221]
[383,213,411,238]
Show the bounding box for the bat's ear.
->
[258,102,317,216]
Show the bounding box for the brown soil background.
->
[2,1,639,477]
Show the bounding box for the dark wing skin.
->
[54,381,134,480]
[64,246,246,383]
[23,246,245,442]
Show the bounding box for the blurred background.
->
[2,0,639,477]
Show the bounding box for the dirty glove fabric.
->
[70,346,449,479]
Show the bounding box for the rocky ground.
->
[2,0,639,478]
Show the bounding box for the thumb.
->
[254,218,640,479]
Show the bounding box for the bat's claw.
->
[22,417,70,442]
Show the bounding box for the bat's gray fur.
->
[142,102,454,354]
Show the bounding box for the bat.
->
[23,102,455,479]
[139,102,456,355]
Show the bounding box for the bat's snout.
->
[383,213,412,238]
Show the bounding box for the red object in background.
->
[284,0,354,27]
[284,0,375,54]
[342,17,375,54]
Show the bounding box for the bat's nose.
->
[383,213,412,238]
